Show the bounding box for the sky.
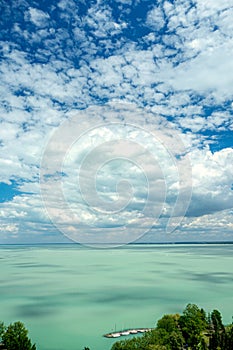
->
[0,0,233,246]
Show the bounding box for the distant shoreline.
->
[0,241,233,246]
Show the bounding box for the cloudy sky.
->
[0,0,233,246]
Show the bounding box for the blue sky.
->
[0,0,233,245]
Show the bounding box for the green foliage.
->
[198,337,208,350]
[168,330,185,350]
[179,303,208,348]
[111,337,141,350]
[211,310,225,333]
[225,325,233,350]
[0,322,5,340]
[156,314,184,350]
[111,319,184,350]
[208,310,226,350]
[157,314,180,333]
[2,321,36,350]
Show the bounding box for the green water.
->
[0,244,232,350]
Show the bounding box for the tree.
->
[157,314,180,333]
[179,304,207,348]
[211,310,225,333]
[209,310,226,350]
[166,330,184,350]
[156,314,184,350]
[225,325,233,350]
[2,321,36,350]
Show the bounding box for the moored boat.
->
[121,331,130,335]
[111,333,121,338]
[104,327,153,338]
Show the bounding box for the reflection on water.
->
[0,244,232,350]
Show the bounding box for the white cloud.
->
[187,147,233,216]
[0,0,233,243]
[195,0,232,17]
[181,208,233,241]
[27,7,50,28]
[146,6,165,31]
[85,3,127,39]
[169,44,233,99]
[0,223,18,234]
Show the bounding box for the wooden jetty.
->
[104,328,153,338]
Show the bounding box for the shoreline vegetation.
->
[109,304,233,350]
[0,304,232,350]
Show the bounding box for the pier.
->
[104,328,153,338]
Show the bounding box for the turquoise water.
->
[0,244,232,350]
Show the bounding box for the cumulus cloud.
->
[187,147,233,216]
[169,44,233,99]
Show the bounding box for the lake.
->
[0,244,232,350]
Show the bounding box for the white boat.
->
[111,333,121,338]
[121,331,130,336]
[103,327,154,338]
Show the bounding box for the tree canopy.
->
[1,321,36,350]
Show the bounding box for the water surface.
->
[0,244,232,350]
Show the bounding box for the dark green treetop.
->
[2,321,36,350]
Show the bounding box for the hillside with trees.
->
[111,304,233,350]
